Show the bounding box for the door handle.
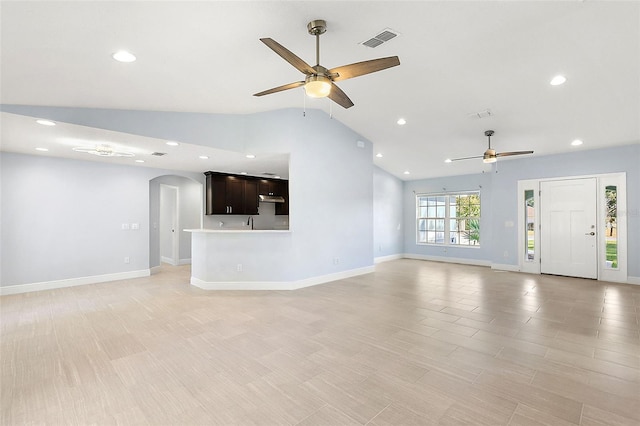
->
[585,232,595,236]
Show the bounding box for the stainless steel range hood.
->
[259,194,285,203]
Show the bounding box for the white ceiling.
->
[1,1,638,180]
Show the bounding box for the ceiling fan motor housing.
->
[307,20,327,36]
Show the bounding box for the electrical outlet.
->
[124,257,130,264]
[333,257,340,265]
[131,223,139,230]
[236,264,243,272]
[121,223,130,230]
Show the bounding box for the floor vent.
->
[360,28,400,48]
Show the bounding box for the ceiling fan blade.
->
[449,155,484,162]
[260,38,316,75]
[328,56,400,81]
[496,150,534,157]
[327,82,354,109]
[253,81,305,97]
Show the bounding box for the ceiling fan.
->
[253,19,400,109]
[449,130,534,164]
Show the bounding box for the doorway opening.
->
[149,175,203,276]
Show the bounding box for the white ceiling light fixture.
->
[444,158,452,163]
[166,141,179,146]
[397,118,407,126]
[403,170,410,175]
[36,119,56,126]
[246,154,256,159]
[571,139,583,146]
[274,175,281,179]
[240,172,248,175]
[376,153,383,158]
[112,50,136,63]
[35,147,49,152]
[72,144,135,157]
[135,159,145,163]
[199,155,209,159]
[550,75,566,86]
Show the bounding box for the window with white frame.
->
[417,192,480,246]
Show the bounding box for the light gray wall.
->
[373,166,403,258]
[0,152,201,287]
[149,175,202,267]
[1,106,374,286]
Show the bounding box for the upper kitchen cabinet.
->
[205,172,259,215]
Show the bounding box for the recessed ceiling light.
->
[36,119,56,126]
[246,154,256,159]
[135,159,145,163]
[274,176,281,179]
[199,155,209,159]
[35,147,49,152]
[571,139,583,146]
[376,153,383,158]
[166,141,179,146]
[403,171,410,175]
[550,75,566,86]
[444,159,452,163]
[112,50,136,63]
[397,118,407,126]
[240,172,248,175]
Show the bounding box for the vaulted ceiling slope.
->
[1,1,638,180]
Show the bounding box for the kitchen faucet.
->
[246,216,254,230]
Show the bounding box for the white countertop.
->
[184,228,291,234]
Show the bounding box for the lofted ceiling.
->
[1,1,638,180]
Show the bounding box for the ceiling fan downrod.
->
[485,130,494,149]
[307,20,326,67]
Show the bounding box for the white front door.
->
[540,178,597,279]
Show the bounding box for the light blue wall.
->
[373,166,403,258]
[489,143,639,275]
[403,172,493,263]
[0,152,202,286]
[402,144,640,278]
[1,106,374,286]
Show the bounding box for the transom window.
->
[417,192,480,246]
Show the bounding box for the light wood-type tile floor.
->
[1,260,639,425]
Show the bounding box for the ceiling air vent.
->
[360,28,400,48]
[151,152,167,156]
[262,172,277,176]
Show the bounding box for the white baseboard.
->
[161,256,177,266]
[491,263,521,272]
[0,269,151,296]
[627,276,640,285]
[403,253,491,267]
[374,254,403,264]
[150,266,162,275]
[191,265,375,291]
[178,258,191,266]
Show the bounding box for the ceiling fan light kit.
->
[254,19,400,109]
[304,74,332,98]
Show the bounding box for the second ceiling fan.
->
[449,130,534,164]
[254,19,400,109]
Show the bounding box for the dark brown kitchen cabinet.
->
[274,180,289,215]
[205,172,259,215]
